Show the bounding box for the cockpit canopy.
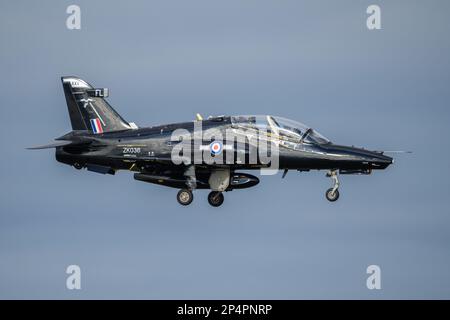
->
[231,115,330,145]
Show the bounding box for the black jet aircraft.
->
[29,77,393,207]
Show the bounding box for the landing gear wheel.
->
[325,188,340,202]
[208,191,224,207]
[73,163,83,170]
[177,189,193,206]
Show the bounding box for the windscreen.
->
[231,115,330,145]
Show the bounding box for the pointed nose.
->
[318,143,394,170]
[347,146,393,169]
[370,153,393,169]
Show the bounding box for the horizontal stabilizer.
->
[26,140,74,150]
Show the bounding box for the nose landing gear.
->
[325,170,340,202]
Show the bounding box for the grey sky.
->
[1,0,450,299]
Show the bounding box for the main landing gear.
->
[176,189,225,207]
[73,162,83,170]
[177,189,194,206]
[325,170,340,202]
[207,191,224,207]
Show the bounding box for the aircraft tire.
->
[73,162,83,170]
[177,189,193,206]
[208,191,224,207]
[325,188,339,202]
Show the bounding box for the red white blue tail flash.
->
[90,118,103,134]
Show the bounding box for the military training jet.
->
[29,77,393,207]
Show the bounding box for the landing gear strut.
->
[325,170,340,202]
[208,191,224,207]
[177,189,194,206]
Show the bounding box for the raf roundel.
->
[209,141,223,155]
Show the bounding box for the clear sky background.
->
[1,0,450,299]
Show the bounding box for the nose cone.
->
[320,144,393,170]
[370,152,393,169]
[349,147,393,169]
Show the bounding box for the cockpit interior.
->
[231,115,330,149]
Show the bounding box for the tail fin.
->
[61,76,131,133]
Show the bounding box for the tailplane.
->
[61,76,131,133]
